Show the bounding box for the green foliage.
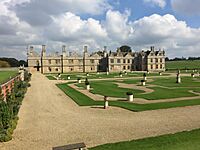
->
[0,74,30,142]
[85,78,90,85]
[119,45,132,52]
[126,92,133,95]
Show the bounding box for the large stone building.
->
[27,45,165,73]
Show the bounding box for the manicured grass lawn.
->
[57,83,200,112]
[46,75,56,80]
[89,128,200,150]
[47,72,169,80]
[166,60,200,70]
[150,77,200,87]
[88,81,143,98]
[0,71,18,84]
[136,87,197,100]
[76,78,199,100]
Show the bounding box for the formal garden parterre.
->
[48,71,200,112]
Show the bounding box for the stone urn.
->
[176,73,181,83]
[67,76,70,80]
[77,78,81,83]
[141,80,146,86]
[86,84,90,90]
[104,96,109,109]
[191,73,195,78]
[126,92,133,102]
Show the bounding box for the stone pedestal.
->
[86,85,90,90]
[119,74,122,77]
[176,73,181,83]
[127,95,133,102]
[104,96,109,109]
[159,72,162,76]
[144,77,147,80]
[191,74,195,78]
[141,81,146,86]
[125,72,127,75]
[67,76,70,80]
[78,80,81,83]
[97,72,99,75]
[106,72,109,75]
[86,73,89,76]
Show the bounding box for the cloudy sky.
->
[0,0,200,59]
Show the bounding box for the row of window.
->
[110,59,133,64]
[48,66,96,72]
[150,58,163,63]
[150,64,163,69]
[48,59,96,64]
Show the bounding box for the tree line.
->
[0,58,27,67]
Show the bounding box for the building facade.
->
[27,45,165,73]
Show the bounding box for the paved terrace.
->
[0,72,200,150]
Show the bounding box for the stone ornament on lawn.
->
[67,75,70,80]
[86,73,89,76]
[191,73,195,78]
[104,96,109,109]
[126,92,133,102]
[159,72,162,75]
[106,71,109,75]
[77,78,81,83]
[85,78,90,90]
[141,79,146,86]
[119,72,123,77]
[176,73,181,83]
[143,73,147,81]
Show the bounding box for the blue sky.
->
[0,0,200,59]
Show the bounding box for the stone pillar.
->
[141,80,146,86]
[86,85,90,90]
[191,73,195,78]
[104,96,109,109]
[176,73,181,83]
[128,95,133,102]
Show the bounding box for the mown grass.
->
[0,71,18,84]
[47,72,169,81]
[77,77,199,100]
[77,81,144,98]
[57,83,200,112]
[89,128,200,150]
[166,60,200,70]
[46,75,56,80]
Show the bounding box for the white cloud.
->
[129,14,200,58]
[105,9,133,41]
[171,0,200,15]
[143,0,166,8]
[0,0,200,59]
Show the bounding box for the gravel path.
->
[1,72,200,150]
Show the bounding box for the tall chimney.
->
[84,45,88,53]
[42,45,46,56]
[150,46,154,51]
[62,45,67,57]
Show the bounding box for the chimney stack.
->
[84,45,88,53]
[42,45,46,56]
[150,46,154,51]
[62,45,67,57]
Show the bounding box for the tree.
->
[119,45,132,52]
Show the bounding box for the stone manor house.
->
[27,45,165,73]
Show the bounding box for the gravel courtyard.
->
[1,72,200,150]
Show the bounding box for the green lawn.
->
[57,83,200,112]
[76,78,199,100]
[89,81,143,98]
[46,75,56,80]
[0,71,18,84]
[89,128,200,150]
[47,72,169,81]
[166,60,200,70]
